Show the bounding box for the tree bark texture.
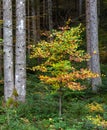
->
[86,0,91,70]
[86,0,102,92]
[48,0,53,31]
[79,0,82,16]
[97,0,101,25]
[3,0,14,101]
[31,0,37,43]
[0,1,3,76]
[36,0,40,41]
[27,0,31,55]
[15,0,26,102]
[43,0,46,28]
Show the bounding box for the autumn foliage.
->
[30,25,99,91]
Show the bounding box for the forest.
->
[0,0,107,129]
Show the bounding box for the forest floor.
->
[0,64,107,130]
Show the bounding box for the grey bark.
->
[86,0,102,92]
[0,1,3,76]
[27,0,31,55]
[31,0,37,43]
[36,0,40,41]
[90,0,102,91]
[79,0,82,16]
[86,0,91,69]
[3,0,14,101]
[48,0,53,31]
[15,0,26,102]
[97,0,100,25]
[43,0,46,28]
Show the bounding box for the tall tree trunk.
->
[43,0,46,28]
[36,0,40,41]
[97,0,100,25]
[3,0,14,101]
[79,0,82,16]
[86,0,91,70]
[0,1,3,76]
[31,0,37,43]
[48,0,53,31]
[15,0,26,102]
[86,0,102,92]
[90,0,102,92]
[27,0,31,55]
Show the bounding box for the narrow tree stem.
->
[59,87,62,117]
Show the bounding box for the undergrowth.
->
[0,64,107,130]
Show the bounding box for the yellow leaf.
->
[93,50,97,54]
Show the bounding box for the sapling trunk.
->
[59,87,62,117]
